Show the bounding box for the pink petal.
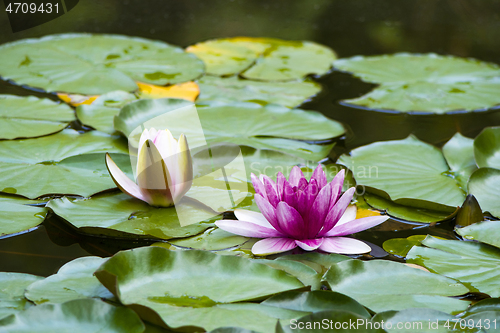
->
[324,216,389,237]
[105,153,147,202]
[251,173,267,200]
[297,177,308,191]
[296,178,319,218]
[319,237,371,254]
[215,220,283,238]
[282,179,298,208]
[311,164,327,189]
[276,201,306,239]
[234,209,273,229]
[254,194,285,234]
[295,238,324,251]
[319,187,355,236]
[276,172,286,201]
[289,166,306,187]
[262,175,279,208]
[306,183,331,238]
[329,169,345,206]
[251,237,297,255]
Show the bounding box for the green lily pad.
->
[407,236,500,297]
[276,252,351,275]
[94,247,304,331]
[262,290,371,319]
[338,135,469,208]
[0,298,145,332]
[334,53,500,113]
[364,193,458,223]
[443,133,477,190]
[25,256,113,304]
[468,168,500,218]
[0,272,42,320]
[47,192,217,239]
[115,99,342,160]
[164,227,250,251]
[0,95,74,139]
[0,129,128,198]
[456,220,500,248]
[76,91,137,134]
[463,298,500,315]
[277,310,384,333]
[187,37,336,80]
[0,33,204,94]
[372,309,463,333]
[323,259,470,313]
[0,199,47,237]
[474,127,500,169]
[197,76,321,108]
[382,235,427,257]
[254,259,321,290]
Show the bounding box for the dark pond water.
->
[1,0,500,276]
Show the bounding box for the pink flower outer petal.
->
[251,237,298,255]
[215,220,284,238]
[324,216,389,237]
[319,237,371,254]
[295,238,324,251]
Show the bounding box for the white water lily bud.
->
[106,128,193,207]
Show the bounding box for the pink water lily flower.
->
[105,128,193,208]
[215,165,388,255]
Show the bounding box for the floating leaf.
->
[338,135,468,208]
[407,236,500,297]
[277,310,383,333]
[382,235,427,257]
[442,133,477,190]
[456,220,500,248]
[115,99,343,160]
[364,193,458,223]
[0,299,145,332]
[197,76,320,108]
[474,127,500,169]
[76,91,137,134]
[0,95,74,140]
[47,192,216,239]
[0,129,128,198]
[0,199,47,237]
[187,37,336,80]
[25,256,113,304]
[0,33,204,94]
[94,247,304,331]
[334,53,500,113]
[163,227,250,251]
[254,259,321,290]
[262,290,371,319]
[323,259,470,313]
[276,252,351,275]
[0,272,42,320]
[468,168,500,218]
[372,309,460,333]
